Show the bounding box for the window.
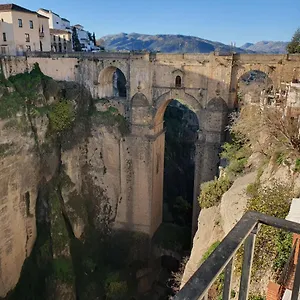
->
[18,18,22,27]
[2,32,6,42]
[175,75,182,88]
[1,46,6,54]
[25,33,30,42]
[29,20,33,29]
[58,36,61,41]
[26,45,31,51]
[53,35,56,41]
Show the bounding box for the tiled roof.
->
[0,3,35,14]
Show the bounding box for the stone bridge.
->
[1,52,300,236]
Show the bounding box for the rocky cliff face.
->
[0,64,135,299]
[181,154,300,297]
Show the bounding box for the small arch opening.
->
[175,76,182,88]
[237,70,273,109]
[98,67,127,99]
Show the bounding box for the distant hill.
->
[240,41,288,54]
[99,33,251,54]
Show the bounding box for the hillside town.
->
[0,3,101,55]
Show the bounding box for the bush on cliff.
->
[49,100,76,133]
[236,182,293,280]
[198,176,232,209]
[221,134,251,176]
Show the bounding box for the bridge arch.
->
[98,66,127,99]
[236,69,274,108]
[154,90,203,131]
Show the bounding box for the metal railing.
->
[174,211,300,300]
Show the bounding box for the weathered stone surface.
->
[181,171,257,288]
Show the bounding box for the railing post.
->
[291,239,300,300]
[223,259,234,300]
[238,225,258,300]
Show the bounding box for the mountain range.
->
[240,41,288,54]
[99,33,288,54]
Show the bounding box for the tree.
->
[287,28,300,54]
[92,32,96,45]
[72,27,81,52]
[87,31,93,41]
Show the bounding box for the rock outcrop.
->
[181,171,257,288]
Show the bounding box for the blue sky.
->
[13,0,300,46]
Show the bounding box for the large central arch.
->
[150,90,205,235]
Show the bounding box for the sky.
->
[10,0,300,46]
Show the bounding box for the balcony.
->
[174,211,300,300]
[39,32,44,38]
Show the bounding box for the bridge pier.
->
[114,123,165,237]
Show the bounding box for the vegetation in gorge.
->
[91,105,130,136]
[242,182,294,278]
[226,104,298,282]
[198,176,232,209]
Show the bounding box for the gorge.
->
[0,52,300,299]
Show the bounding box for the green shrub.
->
[52,258,74,283]
[275,152,285,165]
[246,182,260,198]
[92,106,129,136]
[244,182,293,277]
[201,241,220,263]
[104,272,128,300]
[248,295,265,300]
[221,136,251,176]
[199,176,232,209]
[294,158,300,172]
[49,100,75,133]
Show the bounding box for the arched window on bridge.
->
[175,75,182,88]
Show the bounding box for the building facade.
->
[37,9,71,31]
[73,24,95,51]
[50,28,72,52]
[0,4,51,55]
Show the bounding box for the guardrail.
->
[174,211,300,300]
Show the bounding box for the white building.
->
[37,8,71,31]
[72,24,95,51]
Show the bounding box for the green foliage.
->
[49,191,70,256]
[92,106,129,136]
[243,182,293,277]
[52,258,75,283]
[294,158,300,172]
[287,28,300,54]
[246,182,260,198]
[201,241,220,263]
[104,272,128,300]
[199,176,232,209]
[49,100,75,133]
[0,91,25,119]
[248,295,265,300]
[72,27,81,51]
[221,136,251,176]
[273,230,293,273]
[275,152,285,165]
